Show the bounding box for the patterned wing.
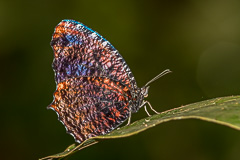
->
[49,77,131,143]
[48,20,137,143]
[50,19,137,91]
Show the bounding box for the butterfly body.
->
[49,20,147,143]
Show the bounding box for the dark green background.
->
[1,0,240,159]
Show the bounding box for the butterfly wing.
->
[49,77,131,143]
[51,19,137,90]
[48,20,137,143]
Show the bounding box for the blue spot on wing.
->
[66,65,71,75]
[66,34,76,43]
[77,64,87,76]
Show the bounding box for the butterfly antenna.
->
[144,69,172,87]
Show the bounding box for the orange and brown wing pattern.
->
[48,76,132,143]
[51,19,137,93]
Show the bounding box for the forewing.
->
[51,19,137,91]
[48,77,131,143]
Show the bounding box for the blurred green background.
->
[1,0,240,159]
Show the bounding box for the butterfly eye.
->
[142,86,150,97]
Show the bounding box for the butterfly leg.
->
[141,100,160,116]
[144,105,151,116]
[140,100,151,116]
[127,111,132,126]
[145,100,160,114]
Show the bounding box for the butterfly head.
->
[133,85,150,111]
[132,69,171,113]
[141,86,150,98]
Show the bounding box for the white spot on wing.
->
[76,24,83,30]
[102,41,108,47]
[90,32,97,39]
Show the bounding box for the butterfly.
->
[48,19,171,143]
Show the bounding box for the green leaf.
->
[40,95,240,160]
[40,139,98,160]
